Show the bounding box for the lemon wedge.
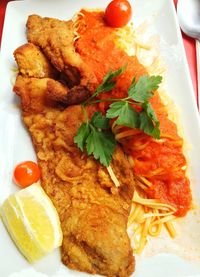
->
[0,183,63,263]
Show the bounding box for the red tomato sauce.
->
[75,10,192,216]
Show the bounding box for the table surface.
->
[0,0,198,105]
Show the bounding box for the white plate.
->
[0,0,200,276]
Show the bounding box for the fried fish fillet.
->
[14,75,60,114]
[14,43,57,78]
[13,13,136,276]
[27,14,97,89]
[14,75,135,276]
[13,45,136,276]
[46,78,90,106]
[14,44,90,107]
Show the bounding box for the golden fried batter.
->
[14,78,135,275]
[47,79,90,106]
[14,75,60,114]
[27,15,97,89]
[14,43,57,78]
[13,13,136,277]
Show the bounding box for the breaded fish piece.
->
[13,73,135,277]
[14,43,57,78]
[14,15,136,275]
[46,79,90,106]
[27,15,97,89]
[14,75,60,115]
[14,50,90,108]
[14,73,90,109]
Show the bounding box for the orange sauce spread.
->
[75,10,192,216]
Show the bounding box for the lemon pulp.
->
[0,183,63,263]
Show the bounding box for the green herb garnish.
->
[74,66,162,166]
[74,112,116,167]
[83,65,127,105]
[106,74,162,138]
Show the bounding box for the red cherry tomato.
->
[13,161,40,188]
[105,0,132,28]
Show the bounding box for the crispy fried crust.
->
[13,75,59,114]
[27,15,97,89]
[47,79,90,106]
[22,102,135,276]
[14,43,57,78]
[13,74,135,277]
[14,48,90,107]
[13,13,135,277]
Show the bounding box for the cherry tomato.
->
[13,161,40,188]
[105,0,132,28]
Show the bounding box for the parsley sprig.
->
[106,75,162,138]
[74,67,162,167]
[74,112,116,166]
[83,65,127,105]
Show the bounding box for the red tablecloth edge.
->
[0,0,8,46]
[0,0,198,104]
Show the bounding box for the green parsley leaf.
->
[86,127,116,167]
[128,75,162,103]
[95,81,116,95]
[139,111,155,135]
[106,101,125,118]
[140,102,160,139]
[106,101,139,128]
[74,123,90,151]
[93,65,127,98]
[103,65,127,83]
[91,112,110,129]
[128,77,136,92]
[74,112,116,167]
[143,102,158,123]
[75,70,162,167]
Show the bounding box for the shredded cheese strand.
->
[133,191,177,212]
[107,165,120,187]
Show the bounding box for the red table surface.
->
[0,0,198,103]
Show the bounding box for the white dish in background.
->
[0,0,200,276]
